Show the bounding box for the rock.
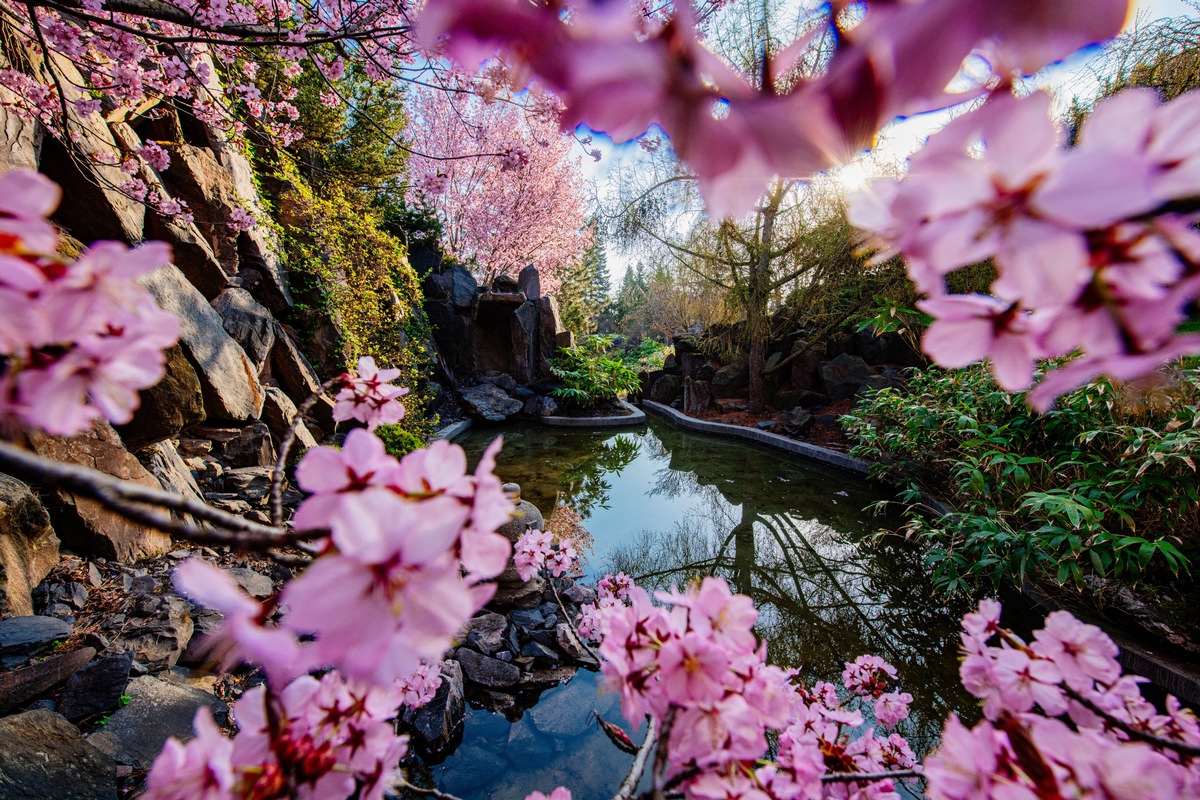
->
[491,578,545,610]
[517,265,542,299]
[116,344,207,448]
[527,678,595,737]
[223,466,275,504]
[27,421,172,562]
[815,413,840,427]
[562,583,597,605]
[88,674,228,770]
[780,408,813,435]
[482,372,518,392]
[511,302,539,385]
[522,394,559,417]
[0,647,95,712]
[56,651,133,722]
[0,615,73,668]
[450,265,479,311]
[507,716,553,758]
[261,387,319,453]
[510,608,545,630]
[0,96,40,174]
[211,288,276,373]
[269,325,335,433]
[140,265,266,422]
[113,595,193,672]
[403,660,464,754]
[455,648,521,688]
[439,744,507,796]
[711,358,751,398]
[520,640,559,663]
[194,422,277,468]
[461,383,523,422]
[556,623,587,661]
[0,709,118,800]
[650,374,683,404]
[789,339,824,390]
[771,388,828,410]
[756,420,777,431]
[0,474,59,617]
[228,566,273,598]
[143,213,231,300]
[857,373,906,395]
[819,353,873,401]
[536,296,567,381]
[492,274,520,293]
[464,612,508,655]
[140,440,207,525]
[496,485,544,544]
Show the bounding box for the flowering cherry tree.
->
[405,86,592,293]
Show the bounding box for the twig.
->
[821,769,923,784]
[0,440,322,548]
[651,708,676,800]
[393,777,469,800]
[269,378,339,526]
[548,576,601,662]
[1064,687,1200,758]
[611,716,658,800]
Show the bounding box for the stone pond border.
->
[432,419,473,441]
[641,400,870,475]
[538,400,646,428]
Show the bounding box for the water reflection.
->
[440,420,978,800]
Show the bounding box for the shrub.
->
[550,335,641,407]
[842,363,1200,594]
[374,424,424,459]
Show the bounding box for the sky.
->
[585,0,1200,291]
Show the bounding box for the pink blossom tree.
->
[405,87,592,294]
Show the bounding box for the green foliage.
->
[622,338,670,372]
[550,335,641,406]
[375,424,424,458]
[842,364,1200,594]
[271,161,436,438]
[558,220,611,337]
[118,694,131,708]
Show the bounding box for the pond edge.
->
[539,400,647,428]
[640,400,871,475]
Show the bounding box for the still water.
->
[421,418,976,800]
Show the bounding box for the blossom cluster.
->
[145,672,410,800]
[332,356,410,431]
[418,0,1128,218]
[513,528,577,581]
[849,89,1200,409]
[926,599,1200,800]
[0,169,180,436]
[581,575,918,800]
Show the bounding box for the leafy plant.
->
[550,335,641,407]
[375,424,424,458]
[842,363,1200,594]
[622,338,671,372]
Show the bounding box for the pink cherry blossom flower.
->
[873,692,912,730]
[525,789,571,800]
[333,355,409,431]
[0,169,60,253]
[658,631,731,708]
[143,707,235,800]
[1030,610,1121,690]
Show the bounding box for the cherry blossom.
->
[332,356,410,431]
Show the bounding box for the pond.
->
[420,418,977,800]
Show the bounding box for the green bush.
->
[842,364,1200,594]
[550,335,641,407]
[375,424,424,459]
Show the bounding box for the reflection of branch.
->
[0,440,321,548]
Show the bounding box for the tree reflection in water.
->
[604,428,977,759]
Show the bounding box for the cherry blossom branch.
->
[611,716,659,800]
[547,577,600,662]
[1062,687,1200,758]
[0,439,322,548]
[650,708,676,800]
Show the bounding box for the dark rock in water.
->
[0,647,96,712]
[455,648,520,688]
[507,716,553,759]
[439,745,507,796]
[404,660,464,754]
[0,615,73,664]
[0,709,118,799]
[464,612,507,655]
[88,674,228,769]
[228,566,273,598]
[57,651,133,722]
[526,677,594,737]
[520,640,559,664]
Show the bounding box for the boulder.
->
[464,612,508,655]
[522,394,559,417]
[113,595,193,672]
[223,466,276,505]
[56,651,133,722]
[512,302,539,385]
[0,474,59,617]
[192,422,276,468]
[711,358,751,398]
[455,647,520,688]
[536,296,567,381]
[517,265,542,299]
[0,647,95,710]
[819,353,873,401]
[140,265,265,422]
[228,566,274,598]
[140,440,207,520]
[88,674,227,770]
[650,374,683,404]
[492,273,520,293]
[771,388,829,410]
[439,744,507,796]
[403,659,464,754]
[142,213,232,300]
[211,288,276,373]
[527,677,595,738]
[116,344,207,448]
[789,339,824,390]
[461,383,523,422]
[0,615,73,666]
[0,94,40,173]
[450,265,479,311]
[780,407,814,436]
[0,709,118,800]
[262,387,319,453]
[857,372,906,396]
[28,422,172,562]
[269,325,335,434]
